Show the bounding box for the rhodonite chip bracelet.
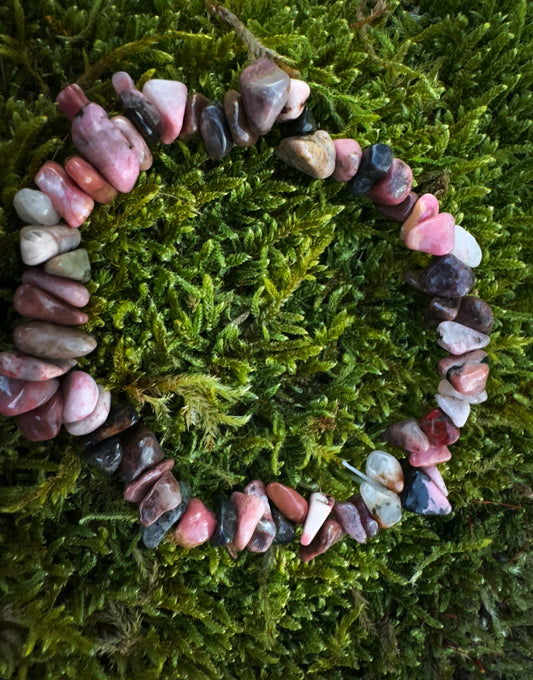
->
[0,55,492,561]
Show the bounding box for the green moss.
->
[1,0,532,677]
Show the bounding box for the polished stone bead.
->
[44,249,91,283]
[409,254,475,298]
[61,370,99,423]
[447,360,489,396]
[350,494,379,537]
[139,471,182,527]
[421,464,448,497]
[409,444,452,467]
[174,498,217,548]
[112,72,162,147]
[438,378,487,404]
[13,188,60,226]
[82,435,123,474]
[228,491,265,553]
[275,130,336,179]
[70,100,140,193]
[142,79,187,144]
[56,83,90,120]
[347,143,393,196]
[180,93,210,142]
[110,116,153,171]
[79,402,140,449]
[365,450,404,493]
[13,284,89,326]
[437,320,490,355]
[451,224,482,268]
[367,158,413,206]
[278,106,317,138]
[455,296,494,335]
[375,191,418,222]
[15,389,63,441]
[400,193,439,240]
[65,385,111,436]
[266,481,308,524]
[333,501,367,543]
[123,459,175,503]
[199,101,233,159]
[64,156,119,204]
[404,212,456,256]
[383,418,430,454]
[239,58,290,135]
[438,349,489,376]
[301,492,335,546]
[223,90,258,147]
[244,479,273,520]
[419,408,460,446]
[360,482,402,528]
[20,224,81,266]
[13,321,96,360]
[142,493,190,550]
[298,517,345,563]
[35,161,94,228]
[271,506,296,544]
[119,425,164,483]
[424,296,461,328]
[0,351,76,381]
[435,394,471,427]
[210,496,239,547]
[401,468,452,515]
[332,138,362,182]
[244,479,276,552]
[277,78,310,122]
[21,269,90,308]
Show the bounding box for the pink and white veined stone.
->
[65,385,111,436]
[438,378,487,404]
[420,464,448,497]
[142,79,188,144]
[332,138,362,182]
[0,351,76,381]
[409,444,452,468]
[0,375,59,417]
[35,161,94,228]
[13,189,60,226]
[61,370,99,423]
[437,321,490,355]
[110,116,153,171]
[450,224,482,268]
[277,78,311,122]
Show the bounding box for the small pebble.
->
[13,320,96,360]
[44,248,91,283]
[20,224,81,266]
[13,188,60,226]
[275,130,336,179]
[61,370,99,424]
[35,161,94,228]
[239,58,290,135]
[15,389,63,441]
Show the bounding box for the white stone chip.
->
[435,394,471,427]
[450,224,482,268]
[437,320,490,355]
[438,379,487,404]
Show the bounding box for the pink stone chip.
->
[0,375,59,416]
[123,459,175,503]
[174,498,217,548]
[400,193,440,241]
[229,491,265,552]
[332,138,363,182]
[61,370,99,423]
[239,58,290,135]
[21,268,90,308]
[64,156,119,204]
[16,390,63,441]
[70,102,140,193]
[0,351,76,381]
[20,224,81,266]
[435,394,470,428]
[367,158,413,206]
[64,385,111,436]
[404,212,456,255]
[383,418,430,454]
[409,444,452,467]
[448,362,489,395]
[277,78,311,122]
[14,284,89,326]
[142,79,188,144]
[298,517,345,563]
[139,471,182,527]
[56,84,90,121]
[437,321,490,355]
[35,161,94,228]
[110,116,153,171]
[301,492,335,546]
[421,465,448,496]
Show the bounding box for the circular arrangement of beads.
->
[1,57,493,561]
